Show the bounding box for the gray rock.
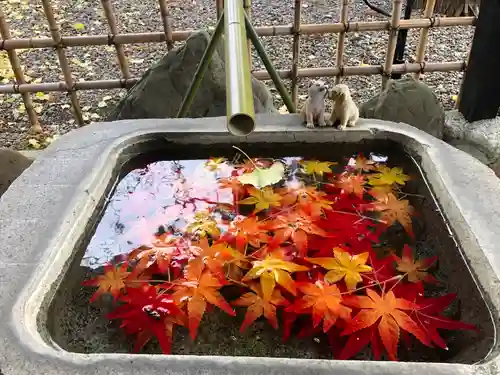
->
[444,109,500,177]
[359,76,445,139]
[108,31,277,120]
[0,148,33,198]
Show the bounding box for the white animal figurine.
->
[301,80,329,129]
[327,84,359,130]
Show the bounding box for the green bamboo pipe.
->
[224,0,256,136]
[177,14,224,118]
[245,14,296,114]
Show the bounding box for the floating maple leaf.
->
[286,280,352,333]
[368,192,414,237]
[127,236,182,275]
[265,212,327,256]
[191,237,244,281]
[336,173,366,197]
[107,285,186,354]
[393,244,437,283]
[186,210,221,238]
[397,281,477,350]
[227,216,270,251]
[368,166,410,187]
[342,289,431,360]
[306,249,372,291]
[172,257,235,339]
[204,157,227,171]
[238,186,282,214]
[349,154,377,172]
[218,176,246,197]
[299,160,337,176]
[82,262,130,302]
[279,184,324,207]
[232,282,290,332]
[242,253,309,301]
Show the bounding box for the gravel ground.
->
[0,0,474,150]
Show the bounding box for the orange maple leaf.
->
[242,253,309,301]
[286,280,352,332]
[172,257,235,339]
[393,244,437,283]
[265,212,327,256]
[368,192,414,237]
[238,186,282,214]
[228,216,270,250]
[306,249,372,291]
[190,237,240,280]
[336,173,366,197]
[127,236,180,275]
[232,282,290,332]
[218,176,246,197]
[82,262,130,303]
[351,154,377,172]
[342,289,431,360]
[279,184,324,207]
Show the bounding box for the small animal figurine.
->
[301,80,329,129]
[327,83,359,130]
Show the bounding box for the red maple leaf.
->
[342,289,432,360]
[264,212,327,257]
[82,262,130,303]
[107,285,186,354]
[397,282,478,350]
[172,257,235,339]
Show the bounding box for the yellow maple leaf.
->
[368,166,410,186]
[238,186,282,214]
[242,254,309,301]
[186,211,221,238]
[299,160,337,176]
[306,249,372,291]
[204,157,226,171]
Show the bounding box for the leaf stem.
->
[232,145,261,171]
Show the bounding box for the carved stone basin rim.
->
[1,114,500,375]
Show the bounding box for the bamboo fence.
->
[0,0,476,131]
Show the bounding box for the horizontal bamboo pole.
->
[0,61,466,94]
[1,17,475,51]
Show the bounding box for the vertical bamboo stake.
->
[0,8,41,132]
[455,48,470,109]
[413,0,437,80]
[158,0,174,50]
[41,0,84,125]
[216,0,224,20]
[382,0,403,88]
[101,0,131,78]
[243,0,252,69]
[291,0,302,106]
[335,0,349,84]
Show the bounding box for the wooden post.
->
[459,0,500,122]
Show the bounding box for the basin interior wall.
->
[44,136,494,363]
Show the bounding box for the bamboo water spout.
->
[224,0,256,136]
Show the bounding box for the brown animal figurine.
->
[301,80,329,129]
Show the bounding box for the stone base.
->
[444,110,500,177]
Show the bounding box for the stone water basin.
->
[1,114,500,375]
